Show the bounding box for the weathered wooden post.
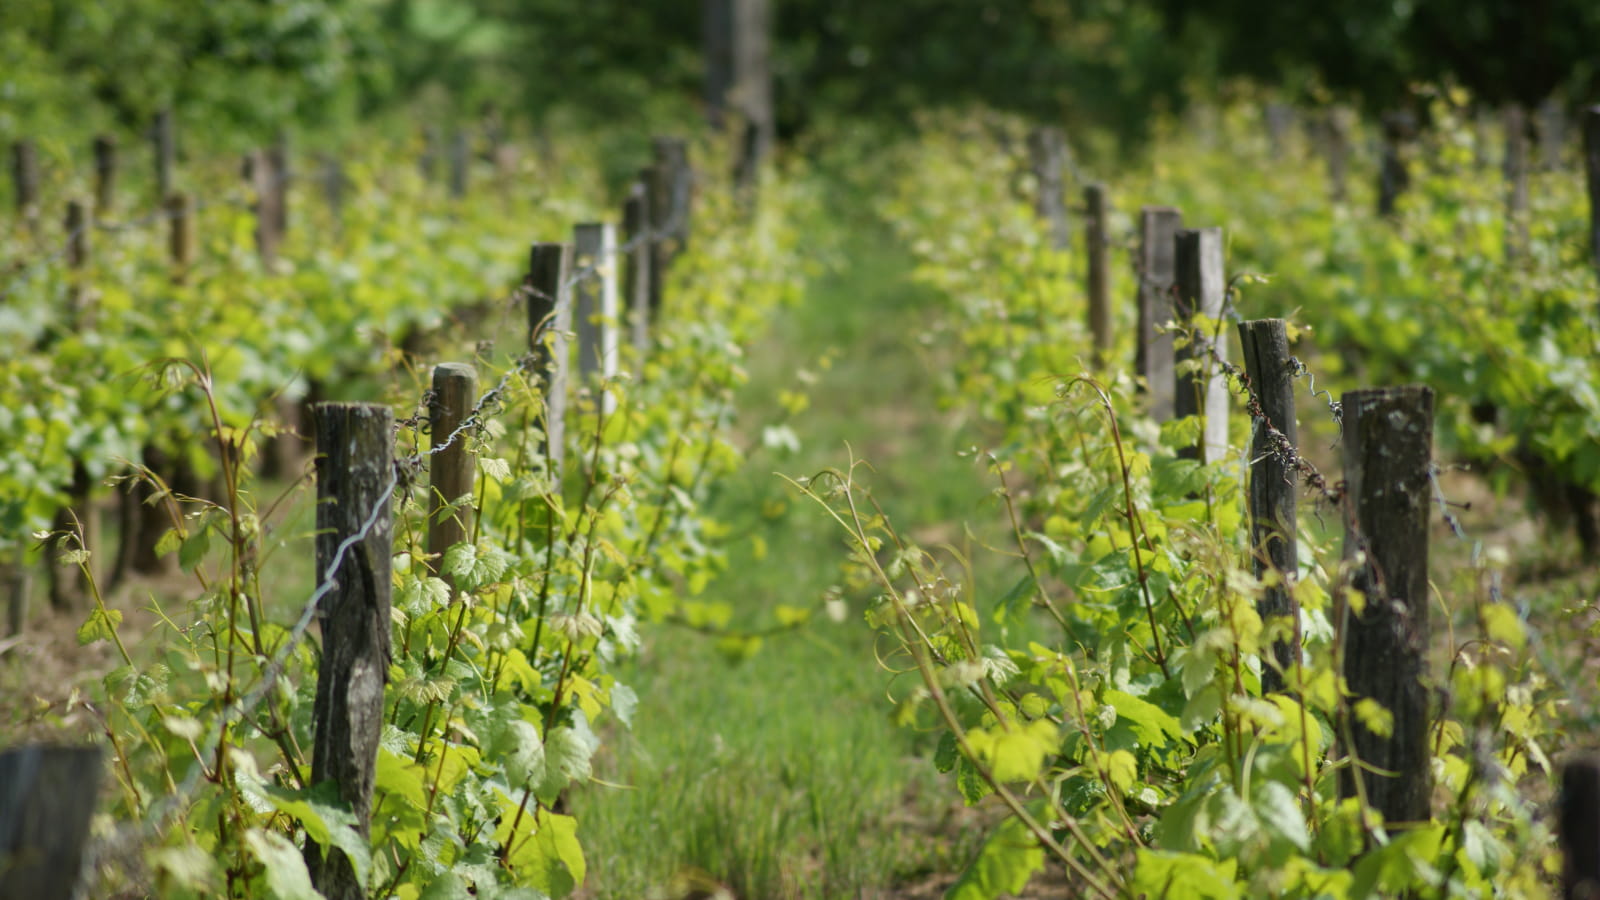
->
[0,745,104,900]
[1322,110,1350,203]
[421,126,441,184]
[306,403,393,900]
[528,243,574,474]
[1562,755,1600,899]
[1538,98,1567,172]
[245,150,281,269]
[623,176,653,354]
[427,363,477,594]
[704,0,773,194]
[64,200,91,321]
[1337,385,1434,829]
[1378,111,1414,217]
[1028,127,1071,250]
[1174,228,1229,463]
[1238,319,1299,693]
[1583,106,1600,290]
[4,558,31,636]
[651,137,692,266]
[11,140,38,223]
[1084,183,1112,368]
[448,130,468,199]
[92,135,117,216]
[1264,103,1294,158]
[573,223,621,415]
[152,108,175,202]
[269,130,291,241]
[1137,207,1183,422]
[1504,105,1530,262]
[167,192,193,279]
[322,155,345,230]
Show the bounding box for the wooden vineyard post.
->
[1338,385,1434,830]
[4,559,32,636]
[1538,98,1567,172]
[1137,206,1183,421]
[64,200,91,323]
[48,204,99,609]
[427,363,478,594]
[1084,183,1111,368]
[1322,110,1350,203]
[528,242,574,475]
[574,223,621,415]
[1378,110,1414,217]
[1028,127,1071,250]
[623,175,653,354]
[0,745,104,900]
[649,136,692,307]
[1504,104,1530,262]
[246,149,281,270]
[1174,228,1229,463]
[1562,755,1600,899]
[306,403,393,900]
[421,126,441,184]
[11,140,38,224]
[93,135,116,216]
[270,130,290,241]
[449,130,468,199]
[322,155,345,231]
[1584,105,1600,291]
[1238,319,1299,693]
[153,108,175,202]
[167,192,193,280]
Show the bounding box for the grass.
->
[571,179,1000,899]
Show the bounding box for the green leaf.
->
[945,815,1043,900]
[934,731,960,774]
[76,606,122,645]
[419,871,473,899]
[264,782,372,888]
[243,829,320,900]
[178,527,210,572]
[1129,849,1241,899]
[1252,780,1311,853]
[1106,689,1183,747]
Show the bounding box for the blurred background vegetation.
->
[4,0,1597,153]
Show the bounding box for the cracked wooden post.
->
[427,363,477,594]
[306,403,393,900]
[623,175,653,354]
[1338,385,1434,830]
[1238,319,1299,694]
[0,745,104,900]
[1085,183,1111,369]
[93,135,117,216]
[528,243,574,476]
[1562,754,1600,899]
[153,108,175,202]
[1028,127,1070,250]
[574,223,621,416]
[1584,106,1600,293]
[1137,207,1182,422]
[1174,227,1229,463]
